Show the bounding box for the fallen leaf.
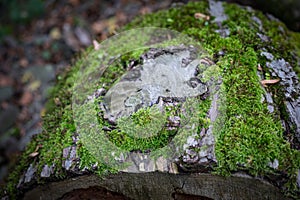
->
[50,27,62,40]
[93,40,100,50]
[194,13,210,20]
[21,72,33,83]
[116,11,127,23]
[29,144,42,157]
[27,80,41,91]
[260,79,280,87]
[92,21,106,34]
[29,152,39,157]
[107,17,117,34]
[19,91,33,106]
[19,58,29,68]
[0,74,13,86]
[40,107,47,117]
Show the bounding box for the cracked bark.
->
[22,173,289,200]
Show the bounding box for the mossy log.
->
[2,0,300,199]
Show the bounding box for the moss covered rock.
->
[2,0,300,199]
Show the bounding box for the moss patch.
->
[106,105,177,151]
[124,1,300,196]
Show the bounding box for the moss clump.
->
[130,106,160,126]
[108,105,176,151]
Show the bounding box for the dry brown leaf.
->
[260,79,280,87]
[29,152,39,157]
[29,144,43,157]
[92,21,106,34]
[19,91,33,106]
[194,13,210,20]
[19,58,29,68]
[0,74,13,86]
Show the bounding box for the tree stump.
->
[2,0,300,199]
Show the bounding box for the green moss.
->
[4,1,300,198]
[105,105,178,151]
[124,1,300,196]
[124,1,209,32]
[130,107,158,126]
[76,143,115,175]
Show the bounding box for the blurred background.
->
[0,0,299,187]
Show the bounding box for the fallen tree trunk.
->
[24,173,287,200]
[2,0,300,199]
